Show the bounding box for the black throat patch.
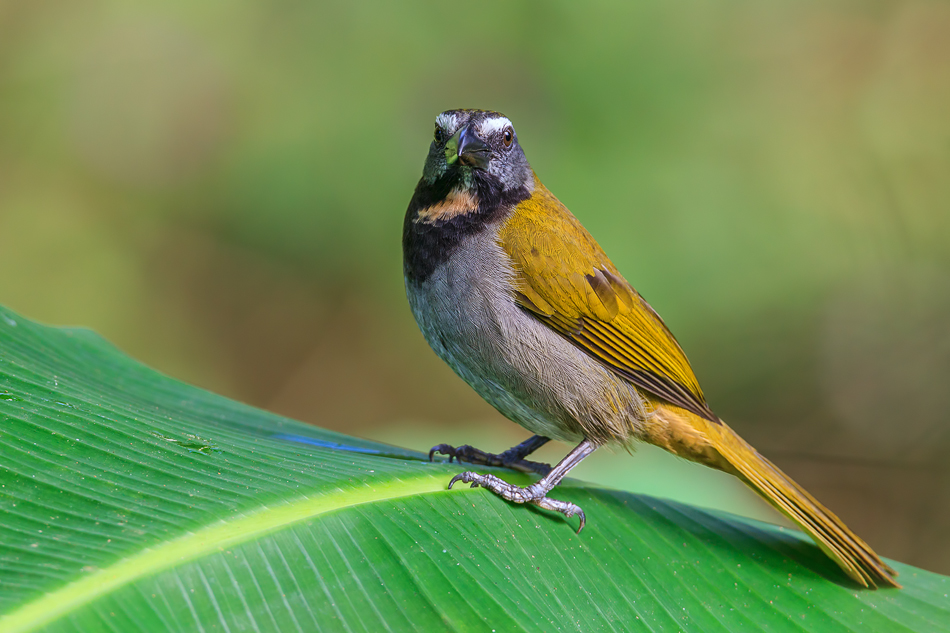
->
[403,171,529,284]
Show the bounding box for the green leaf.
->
[0,305,947,633]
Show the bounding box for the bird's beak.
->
[445,126,490,170]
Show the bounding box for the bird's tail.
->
[646,405,900,588]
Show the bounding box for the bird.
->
[402,108,899,589]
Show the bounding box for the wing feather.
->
[499,179,718,422]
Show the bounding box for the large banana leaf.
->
[0,305,947,633]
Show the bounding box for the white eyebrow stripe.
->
[478,116,513,136]
[436,112,458,132]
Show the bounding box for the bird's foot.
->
[429,443,552,476]
[448,471,585,532]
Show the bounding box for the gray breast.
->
[405,227,646,445]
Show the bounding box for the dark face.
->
[403,110,535,283]
[421,109,533,197]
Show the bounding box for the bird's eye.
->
[434,126,445,144]
[502,126,514,148]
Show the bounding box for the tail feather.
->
[649,405,900,588]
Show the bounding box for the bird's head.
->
[419,109,533,209]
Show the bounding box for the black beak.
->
[446,126,490,170]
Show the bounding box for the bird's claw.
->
[429,443,459,462]
[447,470,586,532]
[447,472,465,489]
[429,443,553,476]
[430,443,484,465]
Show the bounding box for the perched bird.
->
[402,108,899,589]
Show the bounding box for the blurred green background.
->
[2,0,948,573]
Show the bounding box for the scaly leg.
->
[429,435,552,475]
[448,439,597,532]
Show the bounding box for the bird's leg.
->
[429,434,552,475]
[448,439,597,532]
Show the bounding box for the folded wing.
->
[499,181,717,423]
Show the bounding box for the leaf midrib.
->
[1,471,453,633]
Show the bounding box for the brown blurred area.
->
[1,1,948,573]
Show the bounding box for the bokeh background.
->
[2,0,949,574]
